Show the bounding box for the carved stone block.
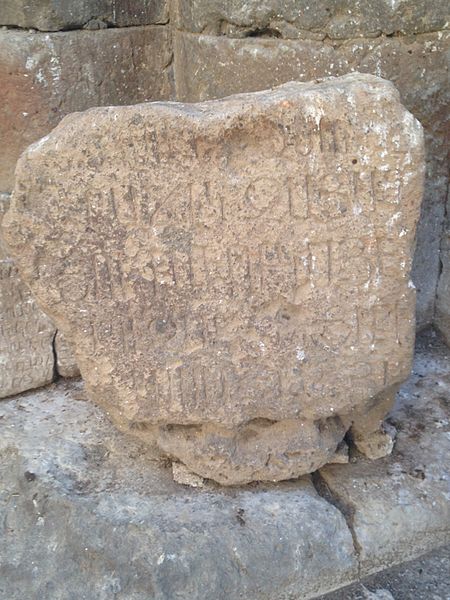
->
[3,74,424,483]
[0,194,55,398]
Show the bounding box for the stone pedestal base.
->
[0,330,448,600]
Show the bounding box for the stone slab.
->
[319,329,450,576]
[435,190,450,346]
[0,329,448,598]
[3,74,424,484]
[173,0,449,38]
[173,30,450,328]
[0,0,168,31]
[0,26,172,192]
[0,193,55,398]
[0,381,357,600]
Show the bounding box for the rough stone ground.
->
[319,544,450,599]
[0,328,449,599]
[316,327,450,576]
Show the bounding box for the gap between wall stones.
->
[187,22,449,44]
[433,178,450,320]
[51,330,59,382]
[311,470,362,578]
[0,21,170,33]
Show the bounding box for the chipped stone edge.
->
[0,192,79,394]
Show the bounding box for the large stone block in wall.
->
[0,26,172,192]
[0,194,55,398]
[173,0,449,38]
[3,74,424,484]
[0,194,79,396]
[1,0,168,31]
[173,30,450,329]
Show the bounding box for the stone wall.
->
[0,193,55,397]
[0,0,449,396]
[0,192,79,397]
[1,0,168,31]
[0,25,172,192]
[0,3,173,393]
[171,0,450,331]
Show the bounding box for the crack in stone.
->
[51,330,59,383]
[434,177,450,319]
[175,24,449,43]
[311,470,362,578]
[0,22,170,33]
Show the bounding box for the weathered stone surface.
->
[0,193,55,398]
[0,26,173,192]
[172,461,205,487]
[112,0,168,27]
[318,545,450,600]
[0,330,448,598]
[173,0,449,38]
[54,331,80,378]
[0,381,357,600]
[3,74,424,484]
[436,191,450,346]
[8,0,446,39]
[1,0,168,31]
[0,194,78,395]
[318,329,450,576]
[173,30,450,328]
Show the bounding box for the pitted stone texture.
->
[0,26,172,192]
[0,195,78,395]
[319,329,450,575]
[173,31,449,328]
[1,0,168,31]
[0,382,358,600]
[0,194,55,398]
[174,0,449,38]
[158,417,347,485]
[3,74,424,484]
[54,331,80,378]
[1,331,448,599]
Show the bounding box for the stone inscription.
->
[3,75,424,482]
[0,241,55,398]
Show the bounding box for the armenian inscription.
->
[0,194,55,397]
[3,74,424,484]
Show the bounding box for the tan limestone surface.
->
[0,194,55,398]
[54,331,80,378]
[173,30,450,329]
[3,74,424,484]
[0,193,79,396]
